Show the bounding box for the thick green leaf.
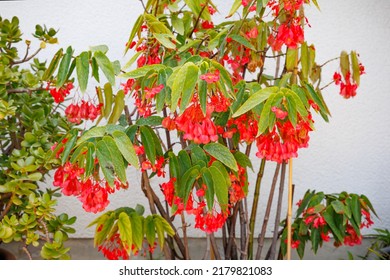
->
[94,51,115,85]
[211,60,234,98]
[96,136,127,186]
[171,13,185,35]
[108,90,125,124]
[112,130,139,169]
[170,62,199,112]
[331,200,345,214]
[56,46,73,88]
[191,145,208,165]
[178,150,192,177]
[76,51,89,92]
[118,212,132,254]
[283,88,308,118]
[209,165,228,211]
[204,142,238,171]
[285,93,298,126]
[91,57,100,82]
[103,83,113,119]
[136,116,163,126]
[232,86,278,118]
[233,151,253,170]
[311,227,320,254]
[140,126,156,164]
[258,92,281,134]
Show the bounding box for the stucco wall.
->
[1,0,389,239]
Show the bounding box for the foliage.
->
[0,16,78,259]
[2,0,376,260]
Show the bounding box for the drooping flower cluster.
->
[97,233,130,260]
[267,0,308,52]
[65,100,102,124]
[53,161,127,213]
[333,63,365,99]
[47,82,74,103]
[256,114,313,163]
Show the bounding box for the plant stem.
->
[268,162,287,259]
[248,158,266,259]
[255,163,280,260]
[239,200,247,259]
[286,159,293,260]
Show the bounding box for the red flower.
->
[246,27,259,39]
[144,84,164,99]
[200,70,220,84]
[271,106,288,120]
[333,72,342,85]
[321,232,330,242]
[49,82,74,103]
[201,21,214,29]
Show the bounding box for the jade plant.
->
[0,16,77,259]
[2,0,377,260]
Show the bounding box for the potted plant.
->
[0,16,76,259]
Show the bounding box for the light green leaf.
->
[129,212,143,250]
[230,34,256,51]
[144,216,156,246]
[227,0,242,18]
[118,212,132,254]
[170,62,199,112]
[112,130,139,169]
[232,86,278,118]
[153,33,176,49]
[76,51,89,92]
[121,64,166,79]
[108,90,125,124]
[43,48,63,81]
[204,142,238,171]
[94,51,116,85]
[90,45,109,54]
[77,126,106,145]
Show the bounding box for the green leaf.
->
[322,207,344,243]
[351,194,362,227]
[121,64,166,79]
[112,130,139,169]
[340,51,350,79]
[103,82,113,119]
[258,91,281,134]
[311,227,320,254]
[209,165,228,211]
[227,0,242,18]
[56,46,73,88]
[140,126,156,164]
[285,93,298,126]
[129,212,143,250]
[233,151,253,170]
[108,90,125,124]
[77,126,106,145]
[178,150,192,177]
[118,212,132,254]
[286,48,298,72]
[136,116,163,126]
[76,51,89,92]
[204,143,238,171]
[311,0,320,10]
[125,15,143,54]
[300,42,309,81]
[170,62,199,112]
[94,51,115,85]
[191,145,208,165]
[153,33,176,49]
[27,172,42,181]
[229,34,256,51]
[351,51,360,86]
[331,200,345,214]
[144,216,156,246]
[171,13,185,35]
[61,130,78,165]
[201,167,215,210]
[198,62,208,115]
[93,213,115,246]
[43,48,63,81]
[85,143,95,177]
[91,57,100,82]
[153,216,166,248]
[90,45,109,54]
[96,136,127,186]
[211,60,234,97]
[180,166,200,204]
[283,88,308,118]
[305,83,331,119]
[232,86,278,118]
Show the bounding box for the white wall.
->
[1,0,389,238]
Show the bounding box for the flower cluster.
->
[97,233,130,260]
[53,161,127,213]
[333,63,365,99]
[47,82,74,103]
[65,101,102,124]
[255,115,313,163]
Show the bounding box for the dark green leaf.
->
[201,167,215,210]
[209,165,228,211]
[129,212,143,250]
[229,34,256,51]
[140,126,156,164]
[136,116,163,126]
[203,142,238,171]
[144,216,156,246]
[61,130,78,165]
[181,166,200,205]
[322,207,344,243]
[331,200,345,214]
[351,194,362,227]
